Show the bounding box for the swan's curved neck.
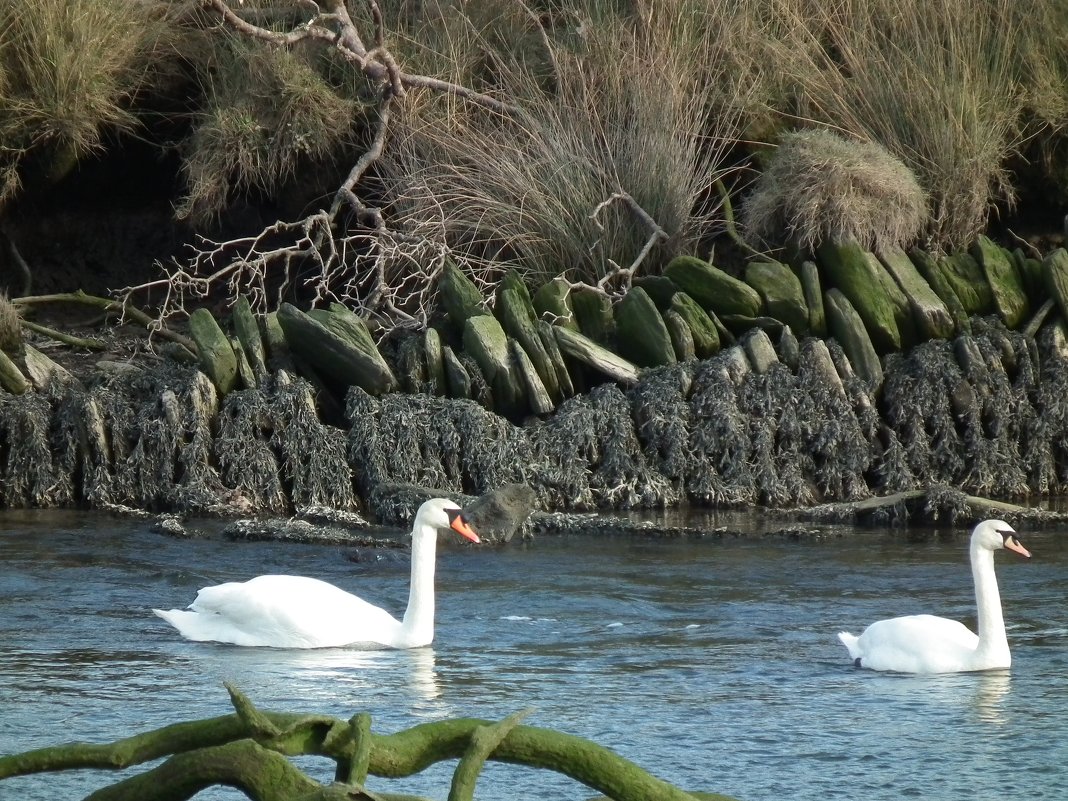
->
[400,523,438,645]
[972,543,1007,658]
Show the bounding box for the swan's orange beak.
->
[450,513,480,544]
[1001,532,1031,558]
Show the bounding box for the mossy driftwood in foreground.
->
[0,685,738,801]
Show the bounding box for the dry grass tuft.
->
[742,129,927,252]
[0,0,181,194]
[176,36,364,223]
[378,0,742,288]
[755,0,1025,250]
[0,292,22,352]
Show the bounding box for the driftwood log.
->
[0,685,738,801]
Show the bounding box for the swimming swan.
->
[837,519,1030,673]
[153,498,480,648]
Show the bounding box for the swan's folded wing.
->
[856,614,979,673]
[189,575,402,648]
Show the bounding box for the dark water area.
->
[0,510,1066,801]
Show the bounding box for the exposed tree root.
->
[0,685,737,801]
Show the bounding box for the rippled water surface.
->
[1,510,1066,800]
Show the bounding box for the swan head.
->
[415,498,481,543]
[972,519,1030,558]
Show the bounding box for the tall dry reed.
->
[379,0,745,287]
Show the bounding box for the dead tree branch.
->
[566,192,669,299]
[120,0,526,332]
[0,685,712,801]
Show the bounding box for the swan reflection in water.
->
[972,669,1010,725]
[263,644,443,705]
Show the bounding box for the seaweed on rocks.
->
[215,388,287,514]
[880,341,966,485]
[794,340,872,502]
[525,395,598,509]
[627,363,693,502]
[346,387,388,499]
[83,364,207,511]
[686,356,755,506]
[922,484,983,524]
[269,373,355,512]
[0,392,59,507]
[584,384,672,508]
[871,424,916,495]
[458,351,493,409]
[528,383,671,510]
[954,329,1029,497]
[347,387,527,518]
[1032,326,1068,491]
[739,362,815,507]
[173,369,229,513]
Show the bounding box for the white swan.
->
[153,498,480,649]
[837,519,1030,673]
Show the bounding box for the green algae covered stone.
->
[877,246,955,341]
[614,287,676,367]
[743,259,809,335]
[970,235,1029,328]
[670,292,720,359]
[823,288,883,386]
[664,255,763,318]
[817,238,914,353]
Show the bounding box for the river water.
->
[0,510,1065,801]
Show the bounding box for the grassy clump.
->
[176,35,367,224]
[0,292,21,352]
[753,0,1030,250]
[742,129,927,252]
[0,0,181,202]
[379,0,741,288]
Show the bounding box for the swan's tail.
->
[153,608,219,642]
[837,631,861,660]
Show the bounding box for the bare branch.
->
[201,0,519,117]
[566,192,669,298]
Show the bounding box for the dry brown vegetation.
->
[1,0,1067,322]
[741,130,927,252]
[0,0,183,207]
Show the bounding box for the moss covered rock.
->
[877,246,955,341]
[669,292,720,359]
[823,288,882,386]
[439,260,488,328]
[799,260,827,337]
[908,248,971,335]
[664,255,762,318]
[532,278,578,330]
[496,286,560,401]
[743,259,809,335]
[970,235,1029,328]
[817,238,914,353]
[614,287,676,367]
[189,308,238,395]
[937,252,994,315]
[463,314,524,418]
[1043,248,1068,324]
[571,288,616,345]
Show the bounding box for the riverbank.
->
[5,304,1068,535]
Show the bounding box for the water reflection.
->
[178,641,444,709]
[972,670,1010,725]
[280,645,441,703]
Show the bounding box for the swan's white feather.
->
[837,519,1029,674]
[153,498,478,649]
[838,614,980,674]
[155,575,402,648]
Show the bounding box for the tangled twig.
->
[119,0,521,330]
